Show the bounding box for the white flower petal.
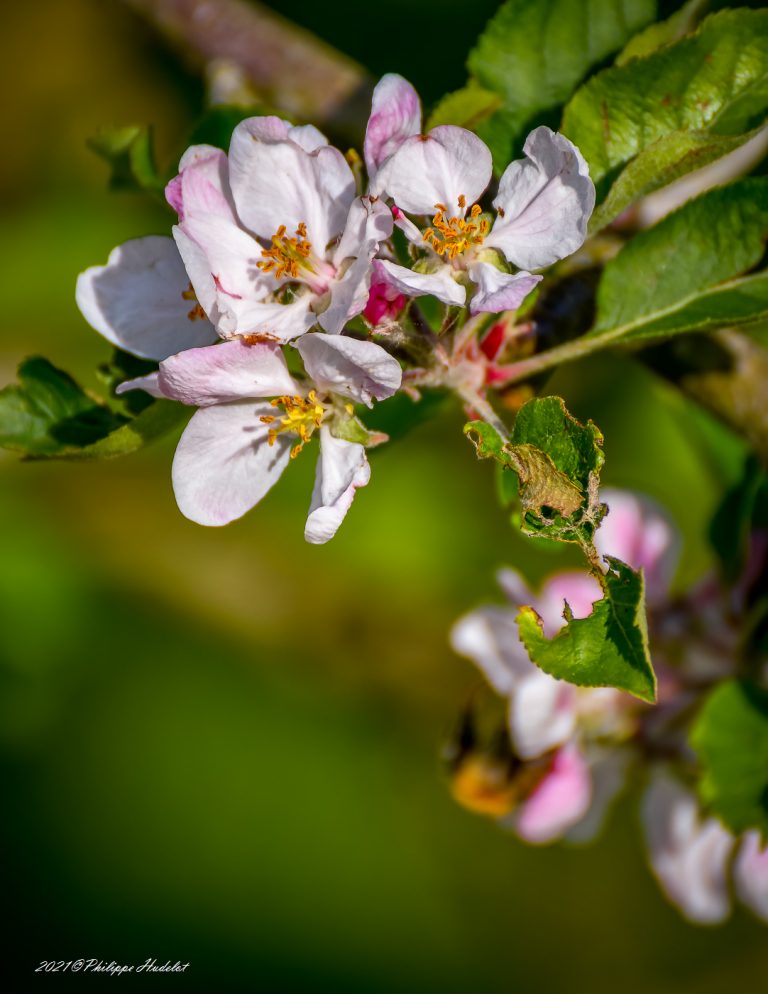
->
[508,671,577,759]
[115,372,165,398]
[515,745,592,845]
[468,262,542,315]
[229,118,355,249]
[157,340,298,406]
[172,401,292,526]
[487,127,595,270]
[377,259,465,307]
[296,333,402,406]
[450,606,535,696]
[375,126,492,216]
[305,428,370,544]
[734,831,768,923]
[75,236,217,361]
[642,772,735,924]
[565,749,629,844]
[365,74,421,184]
[219,294,316,343]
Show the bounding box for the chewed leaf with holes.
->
[465,396,606,547]
[517,557,656,702]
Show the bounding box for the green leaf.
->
[426,83,502,131]
[589,124,766,233]
[63,400,189,460]
[467,0,656,167]
[87,125,162,194]
[590,179,768,345]
[465,396,606,545]
[517,556,656,702]
[0,356,186,460]
[0,358,126,457]
[616,0,710,65]
[709,455,767,584]
[563,9,768,226]
[691,679,768,836]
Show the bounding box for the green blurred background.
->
[2,2,766,990]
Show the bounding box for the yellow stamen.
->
[258,389,325,458]
[258,222,313,280]
[423,196,489,260]
[181,283,206,321]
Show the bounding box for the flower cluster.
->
[76,74,594,542]
[449,487,768,925]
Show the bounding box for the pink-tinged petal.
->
[642,772,734,924]
[115,372,165,398]
[536,571,603,637]
[377,259,466,307]
[363,262,407,326]
[516,745,592,844]
[734,831,768,923]
[157,339,298,406]
[305,427,370,544]
[450,606,536,696]
[320,198,395,334]
[296,333,401,406]
[509,671,577,759]
[486,127,595,270]
[566,749,629,843]
[596,489,679,605]
[468,262,542,315]
[228,119,355,248]
[375,126,492,216]
[365,74,421,183]
[287,123,328,152]
[172,401,292,526]
[172,148,265,304]
[392,206,424,245]
[172,227,237,336]
[75,236,217,361]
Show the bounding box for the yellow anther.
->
[258,222,313,280]
[258,389,326,457]
[181,283,206,321]
[422,196,489,260]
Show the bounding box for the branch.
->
[122,0,373,139]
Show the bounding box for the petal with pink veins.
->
[376,259,465,308]
[305,427,371,544]
[365,74,422,184]
[157,339,298,406]
[296,333,402,407]
[468,262,542,315]
[486,127,595,270]
[516,745,592,844]
[374,126,492,216]
[75,236,217,361]
[172,401,292,526]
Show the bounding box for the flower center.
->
[181,283,206,321]
[258,222,314,280]
[423,196,489,260]
[259,390,326,459]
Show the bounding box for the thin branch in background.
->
[122,0,373,139]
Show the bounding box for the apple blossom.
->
[643,771,768,926]
[166,119,392,342]
[363,74,594,316]
[119,334,401,542]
